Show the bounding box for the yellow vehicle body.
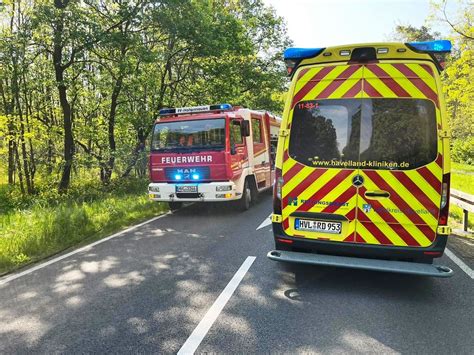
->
[270,42,453,274]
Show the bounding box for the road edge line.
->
[445,248,474,279]
[177,256,256,355]
[0,211,171,286]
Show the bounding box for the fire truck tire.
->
[249,178,259,205]
[238,180,252,211]
[168,202,183,211]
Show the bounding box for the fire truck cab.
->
[148,104,281,210]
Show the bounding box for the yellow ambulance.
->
[268,41,453,277]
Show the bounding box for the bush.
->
[451,138,474,165]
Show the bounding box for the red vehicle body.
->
[148,104,281,210]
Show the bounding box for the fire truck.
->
[148,104,281,210]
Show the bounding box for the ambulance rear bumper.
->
[272,221,448,262]
[267,250,453,277]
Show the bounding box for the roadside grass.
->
[449,162,474,232]
[452,162,474,174]
[0,178,167,275]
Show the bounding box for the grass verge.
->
[0,179,167,275]
[449,162,473,233]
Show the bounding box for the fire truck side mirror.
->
[241,120,250,137]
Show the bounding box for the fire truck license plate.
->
[176,185,198,193]
[294,218,341,234]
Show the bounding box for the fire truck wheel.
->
[238,180,252,211]
[168,202,183,211]
[250,180,259,205]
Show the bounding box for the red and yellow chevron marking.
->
[280,61,443,247]
[364,63,439,108]
[291,64,364,108]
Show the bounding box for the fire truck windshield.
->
[151,118,225,152]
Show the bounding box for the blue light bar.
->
[284,47,325,60]
[159,108,176,116]
[159,104,233,116]
[210,103,232,110]
[407,40,452,53]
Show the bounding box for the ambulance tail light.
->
[273,168,283,215]
[439,173,450,225]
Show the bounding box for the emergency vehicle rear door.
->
[355,62,443,247]
[281,64,364,242]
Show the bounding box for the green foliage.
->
[0,0,291,192]
[451,138,474,165]
[392,24,441,41]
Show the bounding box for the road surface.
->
[1,193,473,354]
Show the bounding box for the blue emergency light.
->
[192,174,200,180]
[407,40,452,53]
[284,48,325,75]
[284,47,325,61]
[174,174,182,180]
[159,103,233,116]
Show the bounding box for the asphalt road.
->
[1,193,473,354]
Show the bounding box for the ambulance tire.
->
[238,180,252,211]
[168,202,183,211]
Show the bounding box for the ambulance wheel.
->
[238,180,252,211]
[168,202,183,211]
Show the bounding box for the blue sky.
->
[264,0,460,47]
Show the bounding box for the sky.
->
[263,0,460,47]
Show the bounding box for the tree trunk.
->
[103,75,123,185]
[52,11,74,193]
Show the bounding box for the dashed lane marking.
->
[177,256,256,354]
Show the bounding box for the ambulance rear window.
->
[289,99,437,170]
[359,99,437,170]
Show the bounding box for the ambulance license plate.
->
[176,185,198,193]
[294,218,341,234]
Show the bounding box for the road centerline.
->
[177,256,256,355]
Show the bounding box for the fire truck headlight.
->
[149,186,160,192]
[216,185,232,191]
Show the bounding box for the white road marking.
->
[256,213,272,230]
[0,212,172,286]
[177,256,256,355]
[445,248,474,279]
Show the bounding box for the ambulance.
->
[148,104,280,210]
[268,41,454,277]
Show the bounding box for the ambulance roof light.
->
[159,103,233,116]
[284,48,325,76]
[284,47,325,60]
[407,40,452,53]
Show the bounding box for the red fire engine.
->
[148,104,281,210]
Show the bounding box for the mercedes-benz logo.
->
[352,174,364,187]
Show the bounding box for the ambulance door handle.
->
[365,190,390,199]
